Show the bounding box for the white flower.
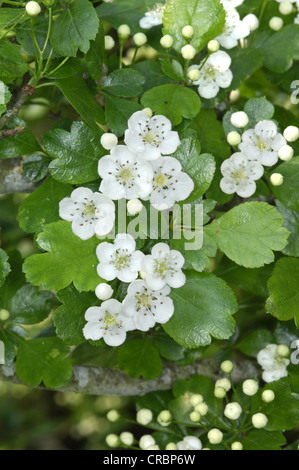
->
[148,157,194,210]
[83,300,134,346]
[257,344,290,383]
[220,152,264,198]
[239,120,287,166]
[221,0,245,8]
[142,242,186,290]
[124,111,180,161]
[189,51,233,99]
[139,3,165,29]
[98,145,154,200]
[216,8,250,49]
[59,187,115,240]
[97,234,144,283]
[122,280,174,331]
[177,436,202,451]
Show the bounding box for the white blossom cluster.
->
[257,344,290,383]
[139,2,166,29]
[59,110,193,347]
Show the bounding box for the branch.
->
[0,158,38,194]
[0,83,35,132]
[0,359,259,396]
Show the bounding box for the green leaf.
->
[0,8,23,31]
[16,337,73,388]
[10,285,56,325]
[96,0,157,31]
[163,0,225,53]
[45,122,104,184]
[118,339,162,380]
[0,249,10,288]
[244,97,275,128]
[163,271,237,348]
[0,251,26,310]
[133,61,170,92]
[54,286,99,346]
[229,48,265,90]
[50,0,99,57]
[237,329,274,358]
[0,80,11,117]
[17,177,72,233]
[45,58,82,79]
[22,154,51,183]
[153,332,185,362]
[85,23,105,81]
[270,157,299,212]
[105,95,142,137]
[16,17,54,59]
[102,69,145,97]
[54,77,106,129]
[0,39,28,84]
[275,200,299,258]
[266,257,299,326]
[171,231,217,273]
[23,221,100,292]
[206,202,289,268]
[160,59,185,82]
[242,430,286,451]
[0,118,41,159]
[172,137,215,201]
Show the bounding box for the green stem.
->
[131,47,139,66]
[1,0,25,5]
[119,43,124,69]
[0,11,26,40]
[44,56,70,77]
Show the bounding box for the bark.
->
[0,359,259,396]
[0,158,37,194]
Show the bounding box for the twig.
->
[0,83,35,132]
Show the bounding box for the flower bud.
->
[117,24,131,39]
[277,344,290,357]
[270,173,284,186]
[104,35,115,51]
[278,144,294,161]
[269,17,284,31]
[208,428,223,444]
[242,379,259,397]
[208,39,220,52]
[160,34,173,49]
[101,133,118,150]
[147,444,160,450]
[188,68,201,81]
[215,378,231,392]
[283,125,299,142]
[120,432,134,446]
[214,387,226,399]
[262,390,275,403]
[230,112,249,129]
[252,413,268,429]
[231,441,243,450]
[106,434,119,447]
[0,309,10,321]
[157,410,172,427]
[194,402,208,416]
[224,402,242,420]
[190,394,204,407]
[136,408,153,426]
[26,1,41,16]
[95,283,113,301]
[189,410,201,422]
[139,434,156,450]
[220,360,234,374]
[127,199,143,216]
[106,409,120,422]
[279,1,293,15]
[182,25,194,39]
[227,131,241,146]
[133,32,147,47]
[242,14,259,31]
[142,107,153,118]
[181,44,196,60]
[166,442,178,450]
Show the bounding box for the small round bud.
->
[195,402,208,416]
[283,125,299,142]
[120,432,134,446]
[139,270,147,280]
[26,1,41,16]
[215,378,231,392]
[269,17,284,31]
[106,409,120,422]
[224,402,242,420]
[160,34,173,49]
[227,131,241,146]
[147,444,160,450]
[181,44,196,60]
[101,132,118,150]
[139,434,155,450]
[231,441,243,451]
[166,442,178,450]
[190,394,204,407]
[0,309,10,321]
[252,413,268,429]
[133,32,147,47]
[262,390,275,403]
[279,1,293,15]
[182,25,194,39]
[95,283,113,301]
[136,408,153,426]
[270,173,284,186]
[220,360,234,374]
[208,428,223,445]
[230,90,241,102]
[242,14,259,31]
[188,68,201,81]
[208,39,220,52]
[127,199,143,216]
[277,344,290,357]
[142,107,153,118]
[189,410,201,422]
[157,410,172,427]
[106,433,119,447]
[104,35,115,51]
[242,379,259,397]
[214,387,226,399]
[230,112,249,129]
[278,144,294,161]
[117,24,131,39]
